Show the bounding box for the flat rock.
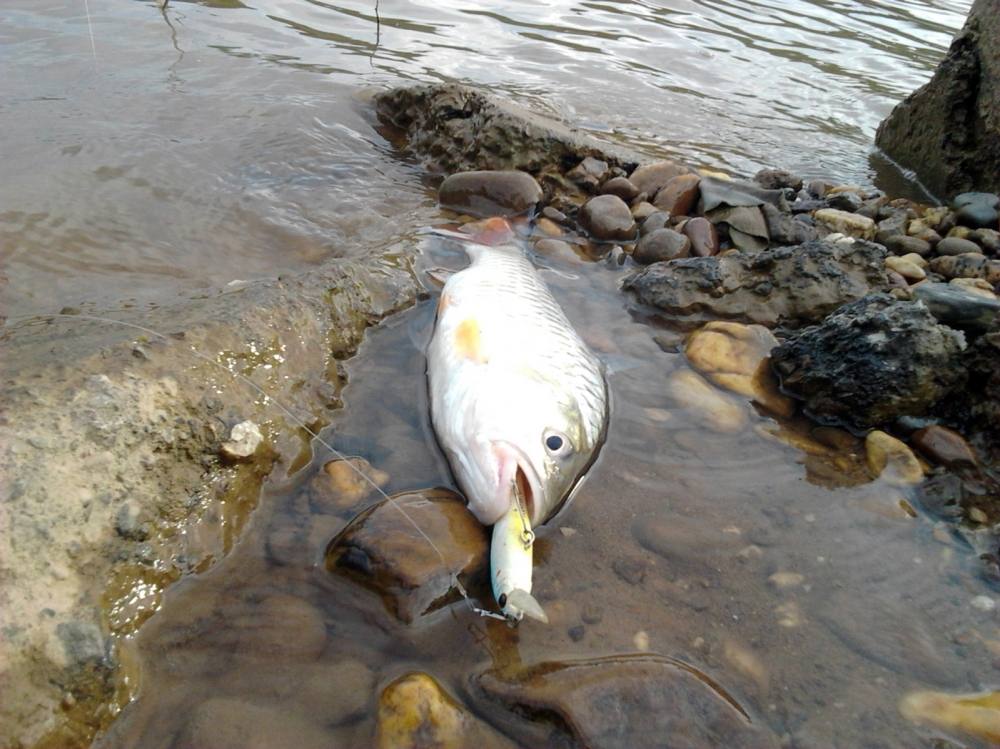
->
[911,425,979,469]
[629,160,694,198]
[912,282,1000,332]
[698,176,787,212]
[474,655,778,749]
[325,488,488,623]
[814,208,876,240]
[439,170,543,217]
[761,203,818,246]
[622,239,888,328]
[579,194,637,241]
[771,294,967,429]
[935,236,983,256]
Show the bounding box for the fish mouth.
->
[493,441,542,525]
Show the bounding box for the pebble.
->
[312,457,389,512]
[631,201,658,220]
[220,420,263,460]
[970,507,989,524]
[950,277,997,298]
[972,228,1000,253]
[953,191,1000,229]
[813,208,875,240]
[912,281,1000,331]
[599,176,640,202]
[754,168,803,191]
[899,252,929,269]
[633,228,690,265]
[911,425,978,469]
[535,217,563,237]
[683,216,720,257]
[542,206,567,223]
[900,688,1000,744]
[629,160,691,197]
[667,369,748,433]
[929,252,988,279]
[972,596,996,612]
[807,179,833,198]
[865,430,924,486]
[775,601,802,628]
[578,194,636,241]
[640,211,670,236]
[567,156,610,190]
[885,256,925,281]
[723,639,769,692]
[935,237,982,256]
[827,192,863,213]
[534,238,581,263]
[947,225,974,241]
[768,572,805,589]
[438,170,543,217]
[885,235,932,257]
[652,174,701,216]
[633,630,650,651]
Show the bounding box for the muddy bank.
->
[0,254,418,747]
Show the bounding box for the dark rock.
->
[791,198,827,215]
[935,237,983,256]
[771,294,967,429]
[761,203,819,246]
[567,156,610,190]
[652,174,701,216]
[929,252,988,279]
[885,235,933,258]
[57,621,106,664]
[875,0,1000,197]
[579,195,637,241]
[754,168,803,192]
[912,425,979,469]
[628,160,694,198]
[640,211,670,236]
[827,192,863,213]
[474,656,777,749]
[683,217,720,257]
[954,192,1000,229]
[622,240,888,328]
[599,176,640,202]
[630,201,658,221]
[875,211,910,245]
[912,282,1000,332]
[542,206,568,224]
[807,179,834,198]
[438,170,542,217]
[698,176,788,212]
[634,229,691,265]
[325,488,488,623]
[706,206,769,252]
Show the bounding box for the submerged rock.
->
[325,489,488,623]
[474,655,777,749]
[771,294,967,429]
[900,689,1000,745]
[438,170,543,217]
[622,239,888,328]
[864,430,924,486]
[667,369,748,433]
[181,697,334,749]
[911,425,979,470]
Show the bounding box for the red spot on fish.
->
[454,318,486,363]
[464,216,515,246]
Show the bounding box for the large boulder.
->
[875,0,1000,198]
[621,239,888,328]
[771,294,968,429]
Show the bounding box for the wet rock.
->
[683,217,720,257]
[754,168,802,192]
[667,369,747,433]
[567,156,610,190]
[652,174,701,216]
[698,176,787,212]
[865,430,924,485]
[533,238,581,264]
[912,282,1000,332]
[220,420,264,460]
[640,211,671,236]
[599,175,639,202]
[875,211,910,245]
[542,206,567,223]
[885,255,925,281]
[623,240,888,328]
[631,201,658,221]
[629,160,693,198]
[475,655,777,749]
[181,697,334,749]
[827,192,863,213]
[706,206,769,252]
[761,203,818,246]
[900,689,1000,745]
[885,235,932,258]
[813,209,876,240]
[325,488,488,623]
[771,294,967,429]
[807,179,833,198]
[438,170,543,217]
[685,321,793,417]
[972,227,1000,253]
[929,252,988,279]
[951,277,998,297]
[310,457,390,513]
[634,228,690,265]
[911,425,979,469]
[377,672,516,749]
[936,237,982,257]
[954,192,1000,229]
[579,194,637,241]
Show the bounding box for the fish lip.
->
[492,440,543,526]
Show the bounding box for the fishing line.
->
[83,0,98,65]
[7,312,506,621]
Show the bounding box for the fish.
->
[426,219,609,623]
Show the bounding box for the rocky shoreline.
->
[3,79,1000,747]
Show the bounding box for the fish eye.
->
[544,430,572,456]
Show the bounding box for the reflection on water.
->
[98,233,999,748]
[1,0,968,317]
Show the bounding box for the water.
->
[1,0,968,317]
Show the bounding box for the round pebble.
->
[579,194,636,241]
[634,228,690,265]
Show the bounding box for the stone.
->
[579,194,636,241]
[595,176,638,203]
[936,237,983,256]
[181,698,334,749]
[885,256,925,281]
[929,252,988,279]
[912,282,1000,332]
[220,420,264,460]
[533,238,581,263]
[771,294,967,429]
[827,192,863,213]
[567,156,610,189]
[377,672,516,749]
[325,488,488,623]
[699,176,787,212]
[310,457,390,513]
[633,229,690,265]
[954,192,1000,229]
[875,0,1000,197]
[475,656,777,749]
[865,430,924,485]
[628,160,692,198]
[684,321,793,417]
[911,425,979,469]
[900,689,1000,745]
[972,227,1000,253]
[754,168,803,191]
[950,277,998,297]
[761,203,818,246]
[706,206,769,251]
[884,235,932,258]
[875,212,911,245]
[768,572,805,589]
[813,209,876,240]
[899,252,929,269]
[640,211,670,236]
[683,217,720,257]
[807,179,834,198]
[630,201,658,220]
[947,225,974,240]
[622,240,888,328]
[652,174,701,216]
[535,217,563,237]
[542,206,567,223]
[666,369,747,433]
[438,170,543,217]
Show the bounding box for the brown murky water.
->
[94,232,999,748]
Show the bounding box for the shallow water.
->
[95,231,1000,748]
[1,0,969,317]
